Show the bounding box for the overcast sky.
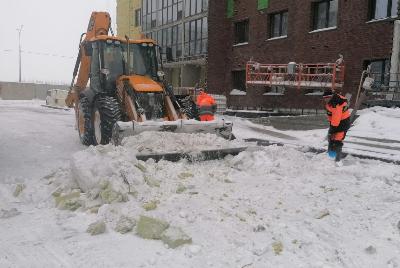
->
[0,0,116,84]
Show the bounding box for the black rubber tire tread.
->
[78,96,94,146]
[93,96,121,145]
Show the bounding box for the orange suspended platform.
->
[246,61,345,91]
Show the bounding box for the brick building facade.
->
[208,0,396,113]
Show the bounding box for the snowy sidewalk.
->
[0,100,83,180]
[230,107,400,163]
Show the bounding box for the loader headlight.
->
[157,71,165,79]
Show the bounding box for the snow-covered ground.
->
[1,100,400,268]
[231,106,400,162]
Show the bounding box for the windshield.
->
[125,43,158,78]
[102,41,124,78]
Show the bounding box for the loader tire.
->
[92,96,121,145]
[77,96,94,146]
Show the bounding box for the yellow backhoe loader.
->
[65,11,245,161]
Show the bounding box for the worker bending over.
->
[196,89,217,121]
[323,89,350,162]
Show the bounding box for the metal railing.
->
[246,62,345,91]
[365,72,400,101]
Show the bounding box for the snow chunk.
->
[314,209,330,219]
[272,241,283,255]
[13,183,25,197]
[54,190,81,211]
[136,216,169,240]
[0,208,20,219]
[87,220,106,235]
[142,200,158,211]
[70,144,142,194]
[99,182,128,204]
[365,245,377,254]
[115,216,136,234]
[161,227,192,249]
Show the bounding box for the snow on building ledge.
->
[230,89,247,96]
[263,92,285,96]
[308,26,337,34]
[305,91,324,96]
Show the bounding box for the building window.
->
[185,0,205,17]
[184,17,207,56]
[232,70,246,92]
[258,0,269,10]
[234,19,249,44]
[134,9,142,27]
[140,0,206,60]
[227,0,234,18]
[269,11,288,38]
[312,0,338,30]
[142,0,184,29]
[365,59,390,90]
[368,0,398,20]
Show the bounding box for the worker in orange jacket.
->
[196,89,217,121]
[323,89,351,162]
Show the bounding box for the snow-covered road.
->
[1,100,400,268]
[0,100,83,180]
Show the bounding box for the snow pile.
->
[2,101,400,267]
[121,131,244,154]
[31,141,400,267]
[350,106,400,140]
[70,144,142,193]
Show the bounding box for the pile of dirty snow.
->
[121,131,244,154]
[30,141,400,268]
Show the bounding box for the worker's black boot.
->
[334,141,343,162]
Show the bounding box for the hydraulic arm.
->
[66,12,112,108]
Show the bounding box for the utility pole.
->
[16,25,23,83]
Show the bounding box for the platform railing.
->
[246,62,345,91]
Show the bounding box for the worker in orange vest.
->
[196,89,217,121]
[323,89,351,162]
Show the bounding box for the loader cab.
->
[86,37,125,93]
[124,41,159,81]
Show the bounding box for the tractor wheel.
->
[92,96,121,145]
[77,96,94,146]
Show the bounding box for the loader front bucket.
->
[112,119,234,145]
[111,119,246,162]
